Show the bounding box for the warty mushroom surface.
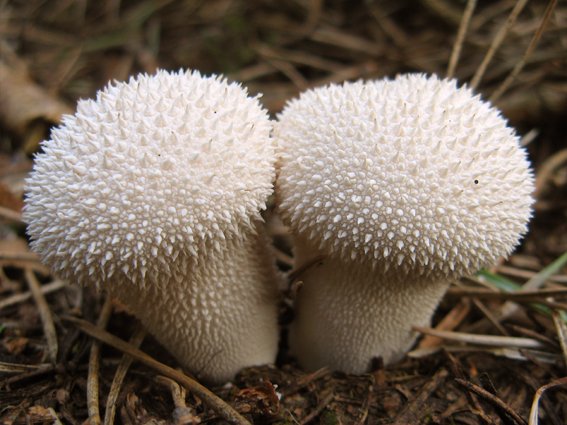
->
[24,69,281,385]
[274,73,534,373]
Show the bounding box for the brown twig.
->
[310,28,381,56]
[279,367,330,398]
[550,309,567,370]
[287,255,325,287]
[354,383,373,425]
[455,379,527,425]
[469,0,529,90]
[418,298,472,348]
[104,322,147,425]
[24,268,58,364]
[447,287,567,301]
[0,364,57,387]
[369,5,411,47]
[155,375,189,408]
[471,297,510,336]
[491,265,567,283]
[299,391,334,425]
[420,0,463,25]
[0,205,25,224]
[0,252,43,262]
[61,315,251,425]
[490,0,559,102]
[156,375,200,425]
[533,148,567,200]
[303,0,323,35]
[508,324,560,349]
[0,279,66,310]
[258,45,343,74]
[529,377,567,425]
[87,297,114,425]
[259,55,309,90]
[413,327,546,349]
[446,0,477,78]
[394,368,449,423]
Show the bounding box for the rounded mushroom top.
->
[274,74,534,277]
[24,69,275,283]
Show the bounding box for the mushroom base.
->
[102,226,281,385]
[289,253,450,374]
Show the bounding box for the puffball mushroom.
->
[24,69,281,385]
[274,73,534,373]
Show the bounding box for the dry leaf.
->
[0,42,73,146]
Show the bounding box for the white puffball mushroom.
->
[24,69,281,385]
[274,73,534,373]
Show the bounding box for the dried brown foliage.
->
[1,1,566,424]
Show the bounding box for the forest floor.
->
[1,1,567,424]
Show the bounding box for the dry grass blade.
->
[497,251,567,321]
[509,324,560,348]
[47,407,63,425]
[550,309,567,369]
[354,383,372,425]
[272,246,294,268]
[446,0,477,78]
[524,251,567,291]
[299,391,334,425]
[0,252,42,262]
[155,375,188,408]
[257,46,343,74]
[409,345,561,364]
[278,367,330,398]
[413,327,546,349]
[61,315,251,425]
[0,205,24,224]
[490,0,559,102]
[24,268,58,363]
[447,287,567,300]
[369,5,411,47]
[0,279,66,310]
[310,28,381,55]
[418,298,472,348]
[420,0,463,25]
[471,297,509,336]
[533,148,567,200]
[520,129,539,148]
[0,361,52,373]
[528,377,567,425]
[394,368,449,423]
[258,54,308,90]
[469,0,529,90]
[87,298,114,425]
[155,374,200,425]
[104,323,147,425]
[303,0,323,34]
[455,379,528,425]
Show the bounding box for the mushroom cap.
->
[24,69,275,285]
[275,73,534,277]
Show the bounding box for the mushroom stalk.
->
[109,226,280,383]
[290,237,449,372]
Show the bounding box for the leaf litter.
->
[1,0,566,424]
